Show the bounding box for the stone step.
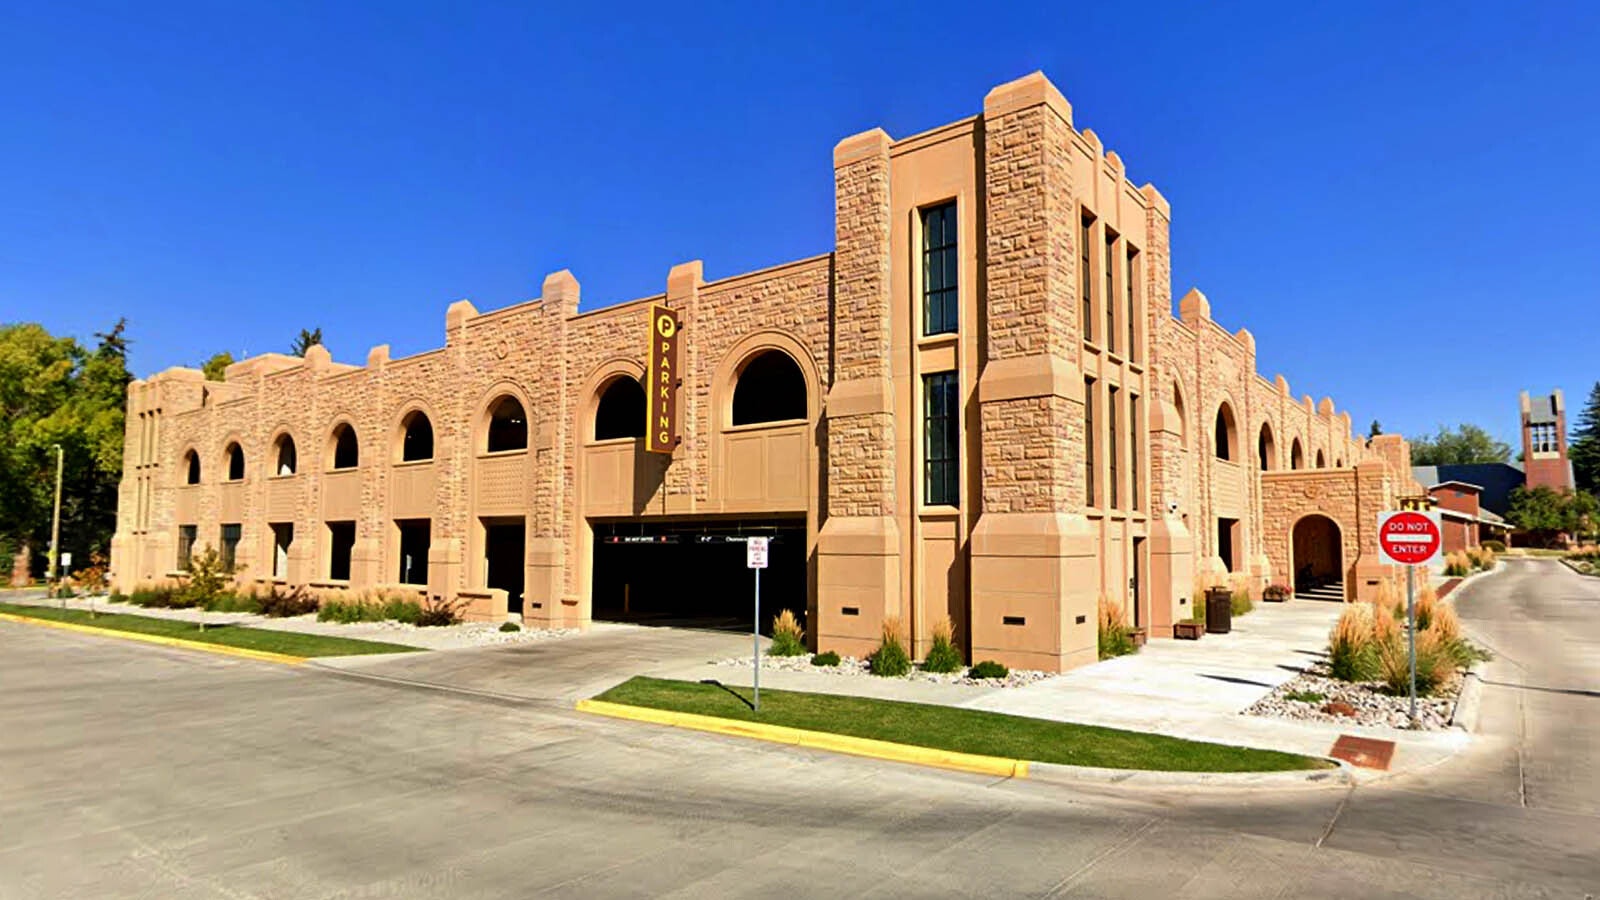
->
[1296,582,1346,602]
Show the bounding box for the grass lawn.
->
[596,677,1333,773]
[0,602,420,658]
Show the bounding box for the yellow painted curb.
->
[576,698,1028,778]
[0,612,306,666]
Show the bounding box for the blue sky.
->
[3,1,1596,447]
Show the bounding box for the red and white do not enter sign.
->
[1377,510,1443,566]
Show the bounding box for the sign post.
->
[1377,510,1444,728]
[746,536,770,711]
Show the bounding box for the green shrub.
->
[52,583,76,600]
[1097,597,1136,660]
[922,616,963,673]
[499,621,521,633]
[810,651,841,667]
[769,609,807,657]
[1230,588,1253,617]
[417,595,467,627]
[381,595,423,625]
[206,592,261,614]
[108,591,128,604]
[867,617,911,677]
[1285,689,1326,704]
[317,596,367,624]
[259,585,318,618]
[1483,540,1506,553]
[967,660,1009,679]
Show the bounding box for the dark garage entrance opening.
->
[592,517,806,633]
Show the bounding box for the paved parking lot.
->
[3,583,1597,898]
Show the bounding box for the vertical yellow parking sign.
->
[645,304,681,454]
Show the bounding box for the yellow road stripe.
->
[0,612,306,666]
[576,698,1028,778]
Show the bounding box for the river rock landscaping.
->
[1245,656,1461,730]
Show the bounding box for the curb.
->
[575,698,1350,787]
[576,698,1026,778]
[0,612,306,666]
[1449,658,1487,732]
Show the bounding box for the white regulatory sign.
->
[746,536,769,569]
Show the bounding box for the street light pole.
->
[47,444,64,586]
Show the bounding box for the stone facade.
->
[110,72,1421,669]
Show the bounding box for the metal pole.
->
[753,566,761,712]
[48,444,64,585]
[1407,564,1418,728]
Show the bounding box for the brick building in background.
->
[1412,389,1575,549]
[109,73,1424,672]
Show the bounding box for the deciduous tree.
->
[1409,423,1511,466]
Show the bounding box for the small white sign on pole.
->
[746,536,769,569]
[59,552,72,569]
[746,536,769,711]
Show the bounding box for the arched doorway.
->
[1292,515,1344,600]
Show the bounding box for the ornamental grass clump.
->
[1377,625,1452,696]
[922,616,963,673]
[1096,596,1136,660]
[1412,583,1438,631]
[1443,551,1470,577]
[867,616,911,677]
[769,608,806,657]
[1328,603,1379,682]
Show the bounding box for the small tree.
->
[289,327,323,357]
[201,351,234,381]
[180,545,233,611]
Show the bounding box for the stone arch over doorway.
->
[1291,514,1344,598]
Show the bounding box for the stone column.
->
[1350,458,1393,602]
[968,73,1098,672]
[527,271,579,628]
[817,127,902,658]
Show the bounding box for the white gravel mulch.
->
[1244,658,1462,731]
[714,653,1058,689]
[22,595,578,651]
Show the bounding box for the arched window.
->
[183,449,201,485]
[1336,457,1345,468]
[594,376,646,441]
[330,423,359,470]
[1214,402,1237,462]
[225,442,245,481]
[273,434,298,476]
[1258,423,1276,471]
[485,395,528,453]
[400,410,434,462]
[1315,449,1327,469]
[731,351,807,426]
[1290,438,1305,470]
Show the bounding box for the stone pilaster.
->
[817,126,901,657]
[527,271,579,628]
[969,72,1097,672]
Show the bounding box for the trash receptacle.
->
[1205,586,1233,635]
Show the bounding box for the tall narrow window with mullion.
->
[1084,377,1097,506]
[921,202,959,336]
[1080,212,1095,344]
[1108,386,1121,509]
[1105,229,1118,355]
[1126,248,1139,362]
[923,372,960,507]
[1130,393,1142,510]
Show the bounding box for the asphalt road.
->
[0,561,1595,898]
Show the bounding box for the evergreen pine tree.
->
[1570,381,1600,495]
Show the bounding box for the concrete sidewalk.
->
[670,598,1475,782]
